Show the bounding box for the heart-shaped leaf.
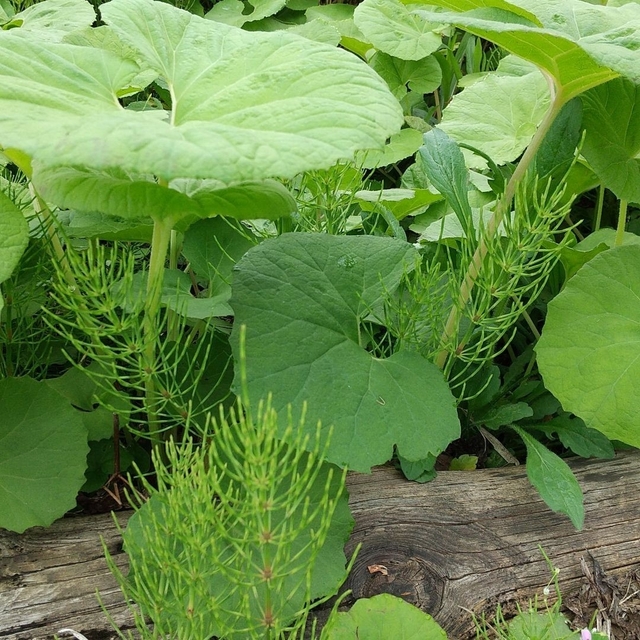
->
[536,245,640,447]
[0,0,402,186]
[369,52,442,100]
[230,233,459,472]
[439,57,550,169]
[354,0,442,60]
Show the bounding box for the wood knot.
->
[346,548,445,612]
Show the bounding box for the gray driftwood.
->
[2,451,640,639]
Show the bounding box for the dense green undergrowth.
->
[1,0,640,637]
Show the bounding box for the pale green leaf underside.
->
[355,0,441,60]
[440,59,550,169]
[413,0,640,99]
[321,593,447,639]
[33,166,296,224]
[0,0,402,185]
[230,233,460,472]
[536,245,640,448]
[0,377,88,533]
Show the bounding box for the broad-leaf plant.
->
[1,0,640,636]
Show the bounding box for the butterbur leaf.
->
[0,377,88,533]
[321,593,447,639]
[536,246,640,447]
[241,0,287,23]
[58,210,153,243]
[230,233,460,472]
[355,188,442,221]
[369,52,442,100]
[354,0,441,61]
[512,426,584,530]
[559,242,608,281]
[439,58,550,170]
[0,0,402,188]
[582,78,640,204]
[419,128,473,233]
[33,166,296,225]
[4,0,95,41]
[449,454,478,471]
[576,228,640,251]
[413,0,640,100]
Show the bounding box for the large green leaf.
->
[439,57,550,169]
[321,593,448,639]
[230,233,459,472]
[354,0,442,60]
[0,376,88,533]
[0,0,402,186]
[32,166,297,225]
[536,245,640,447]
[412,0,640,100]
[582,78,640,204]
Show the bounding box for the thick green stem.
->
[435,94,565,370]
[167,229,182,342]
[143,217,173,447]
[615,199,627,247]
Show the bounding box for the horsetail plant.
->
[104,330,352,639]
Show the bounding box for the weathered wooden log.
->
[0,511,133,640]
[344,450,640,638]
[1,451,639,639]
